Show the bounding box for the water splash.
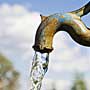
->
[30,52,49,90]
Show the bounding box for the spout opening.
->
[32,45,53,53]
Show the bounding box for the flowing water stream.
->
[30,52,49,90]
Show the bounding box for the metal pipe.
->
[33,2,90,53]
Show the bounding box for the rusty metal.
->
[33,1,90,53]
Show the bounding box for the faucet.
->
[33,1,90,53]
[30,2,90,90]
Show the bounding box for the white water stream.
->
[30,52,49,90]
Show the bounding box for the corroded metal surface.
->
[33,1,90,53]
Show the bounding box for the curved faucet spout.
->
[33,2,90,53]
[33,14,60,53]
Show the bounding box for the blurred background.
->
[0,54,19,90]
[0,0,90,90]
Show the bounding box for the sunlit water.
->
[30,52,49,90]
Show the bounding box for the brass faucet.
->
[33,1,90,53]
[30,2,90,90]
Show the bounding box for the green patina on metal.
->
[33,1,90,53]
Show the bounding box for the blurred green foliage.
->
[0,53,20,90]
[71,73,87,90]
